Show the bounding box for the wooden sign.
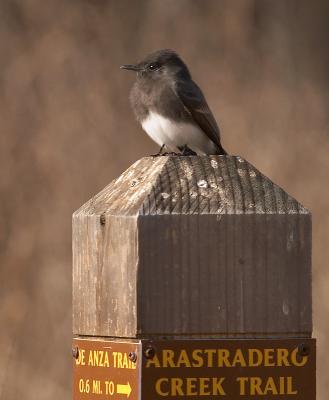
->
[73,337,315,399]
[73,338,140,399]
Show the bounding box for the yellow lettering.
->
[264,349,275,366]
[146,354,160,368]
[76,349,85,365]
[88,350,99,366]
[199,378,211,395]
[155,378,169,396]
[142,348,308,376]
[263,377,278,394]
[171,378,184,396]
[287,377,298,394]
[250,377,263,395]
[291,348,308,367]
[103,352,109,367]
[117,352,122,368]
[156,377,227,396]
[232,349,247,367]
[204,349,217,367]
[279,376,285,394]
[217,349,231,367]
[112,352,117,368]
[122,353,128,368]
[177,350,191,367]
[163,350,176,368]
[277,348,290,366]
[186,378,198,396]
[92,380,101,394]
[191,349,203,367]
[99,351,104,367]
[237,376,297,395]
[237,377,248,395]
[248,349,263,367]
[212,377,226,395]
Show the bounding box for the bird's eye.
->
[148,63,159,71]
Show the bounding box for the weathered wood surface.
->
[73,156,311,338]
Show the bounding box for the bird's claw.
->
[151,152,179,157]
[151,144,179,157]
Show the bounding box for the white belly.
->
[141,111,217,155]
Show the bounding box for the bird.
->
[120,49,226,156]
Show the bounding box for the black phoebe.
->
[121,49,226,155]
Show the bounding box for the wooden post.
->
[72,156,315,399]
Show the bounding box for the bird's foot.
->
[151,144,179,157]
[179,145,197,156]
[151,144,166,157]
[162,152,179,156]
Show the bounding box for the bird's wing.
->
[174,79,221,147]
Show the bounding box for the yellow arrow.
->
[117,382,132,398]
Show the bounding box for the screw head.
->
[128,351,137,363]
[144,346,155,359]
[298,343,309,357]
[72,346,79,359]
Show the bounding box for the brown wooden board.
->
[141,338,316,399]
[72,338,141,400]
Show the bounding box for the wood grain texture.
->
[73,215,138,336]
[73,156,311,338]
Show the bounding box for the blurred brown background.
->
[0,0,328,398]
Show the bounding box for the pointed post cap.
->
[75,155,309,218]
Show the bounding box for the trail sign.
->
[73,337,315,399]
[142,338,316,399]
[73,338,140,400]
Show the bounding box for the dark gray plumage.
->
[121,49,226,155]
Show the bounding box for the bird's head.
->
[120,49,191,81]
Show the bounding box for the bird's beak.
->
[120,64,140,71]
